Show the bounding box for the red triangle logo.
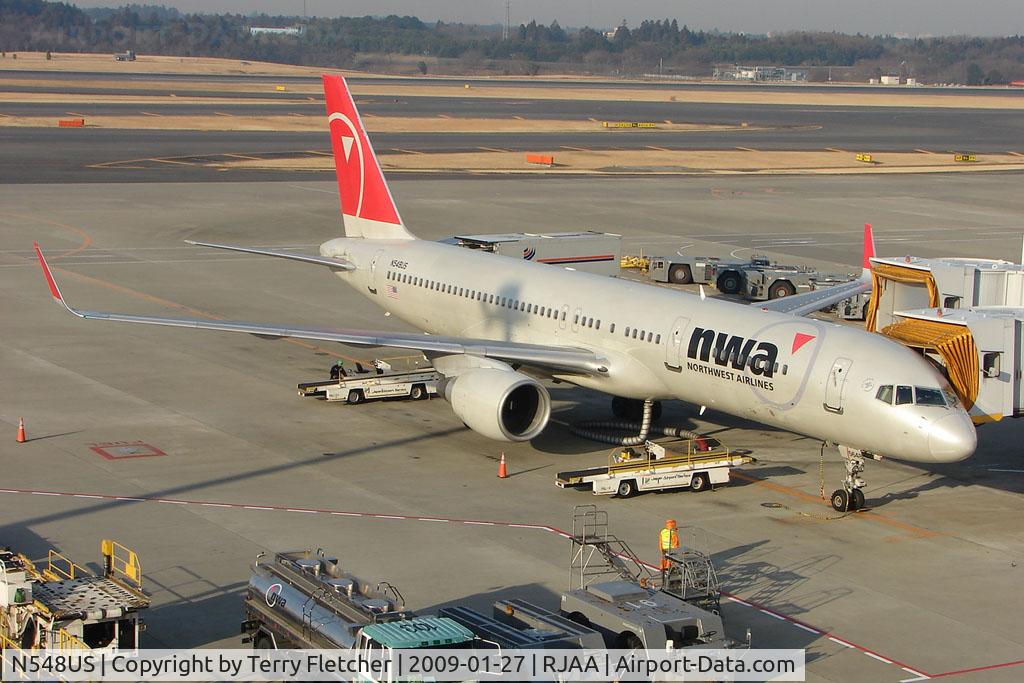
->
[792,332,816,354]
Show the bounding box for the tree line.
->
[0,0,1020,84]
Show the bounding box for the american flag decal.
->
[385,284,399,299]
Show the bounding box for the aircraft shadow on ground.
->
[141,570,249,647]
[713,540,850,627]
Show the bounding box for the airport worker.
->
[330,360,345,380]
[660,519,680,570]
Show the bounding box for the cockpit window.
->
[895,385,913,405]
[943,389,960,407]
[915,387,946,406]
[875,385,893,404]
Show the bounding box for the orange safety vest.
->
[659,528,679,553]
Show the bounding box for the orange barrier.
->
[58,119,84,127]
[525,153,554,166]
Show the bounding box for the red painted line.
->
[927,659,1024,679]
[3,486,1013,678]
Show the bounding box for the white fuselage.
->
[322,237,976,464]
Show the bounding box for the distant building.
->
[713,65,807,82]
[249,25,305,37]
[880,75,900,85]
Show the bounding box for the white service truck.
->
[556,438,753,498]
[298,359,441,404]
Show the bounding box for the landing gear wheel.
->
[669,264,693,284]
[691,473,710,492]
[616,480,638,498]
[850,488,865,511]
[830,489,849,512]
[769,281,797,299]
[347,390,364,405]
[410,384,426,400]
[717,271,742,294]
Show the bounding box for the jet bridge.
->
[866,255,1024,423]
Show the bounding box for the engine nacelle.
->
[444,368,551,442]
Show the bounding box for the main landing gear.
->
[830,445,867,512]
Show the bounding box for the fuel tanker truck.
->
[241,548,476,653]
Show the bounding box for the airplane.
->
[33,75,976,511]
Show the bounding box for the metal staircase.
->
[569,505,654,591]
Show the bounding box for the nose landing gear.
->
[830,446,867,512]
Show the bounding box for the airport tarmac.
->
[1,174,1022,681]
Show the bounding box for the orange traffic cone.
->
[497,452,508,479]
[16,418,26,443]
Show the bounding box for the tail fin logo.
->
[327,112,366,217]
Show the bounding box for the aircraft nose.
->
[928,412,977,462]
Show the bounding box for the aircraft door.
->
[571,307,581,333]
[824,357,853,413]
[665,316,691,370]
[559,304,569,330]
[369,249,385,294]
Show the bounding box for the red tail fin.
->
[322,75,413,240]
[862,223,876,278]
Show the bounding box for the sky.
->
[68,1,1024,37]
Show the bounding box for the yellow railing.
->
[101,539,142,590]
[57,629,89,651]
[45,550,88,582]
[606,438,730,473]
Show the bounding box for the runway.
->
[3,71,1023,183]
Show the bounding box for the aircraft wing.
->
[752,223,875,317]
[34,244,607,377]
[185,240,355,270]
[753,277,870,316]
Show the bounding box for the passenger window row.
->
[387,270,567,321]
[386,270,664,345]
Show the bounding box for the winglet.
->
[34,242,64,303]
[861,223,876,280]
[33,243,81,317]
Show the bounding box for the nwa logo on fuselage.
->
[687,327,779,378]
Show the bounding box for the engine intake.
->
[444,368,551,442]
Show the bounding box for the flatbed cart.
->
[1,539,148,652]
[556,438,753,498]
[297,358,442,405]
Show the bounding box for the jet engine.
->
[444,368,551,442]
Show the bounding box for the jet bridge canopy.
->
[866,254,1024,423]
[880,317,979,410]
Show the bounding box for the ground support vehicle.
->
[626,253,857,302]
[447,231,622,276]
[556,438,753,498]
[833,291,871,320]
[242,549,475,654]
[561,506,740,651]
[645,255,743,285]
[717,256,854,301]
[0,539,148,652]
[441,600,605,649]
[297,358,441,404]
